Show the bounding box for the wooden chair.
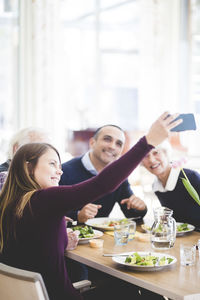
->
[0,263,91,300]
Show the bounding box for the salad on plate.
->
[71,225,103,244]
[125,252,173,266]
[141,222,195,236]
[112,251,176,271]
[176,222,195,236]
[72,225,95,238]
[85,217,131,231]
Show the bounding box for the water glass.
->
[180,244,196,266]
[114,224,129,246]
[128,221,136,241]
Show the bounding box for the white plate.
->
[141,224,152,233]
[85,217,120,231]
[176,222,195,236]
[141,222,195,237]
[112,251,177,271]
[78,229,103,244]
[85,217,130,231]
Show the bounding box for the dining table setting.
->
[65,214,200,300]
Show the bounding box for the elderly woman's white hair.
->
[156,139,172,160]
[8,127,51,159]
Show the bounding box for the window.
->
[179,0,200,158]
[0,0,19,161]
[59,0,180,134]
[60,0,142,131]
[0,0,199,163]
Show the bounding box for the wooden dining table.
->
[65,227,200,300]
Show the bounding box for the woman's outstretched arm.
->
[32,112,182,214]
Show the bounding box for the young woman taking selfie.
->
[0,112,182,300]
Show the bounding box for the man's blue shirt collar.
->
[81,151,98,175]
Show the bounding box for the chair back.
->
[0,263,49,300]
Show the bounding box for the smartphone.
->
[170,113,196,132]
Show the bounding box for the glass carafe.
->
[151,207,176,250]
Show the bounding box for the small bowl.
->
[89,239,104,248]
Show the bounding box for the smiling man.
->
[60,124,147,223]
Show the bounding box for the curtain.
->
[19,0,61,128]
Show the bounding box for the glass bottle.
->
[151,207,176,250]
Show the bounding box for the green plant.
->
[181,169,200,206]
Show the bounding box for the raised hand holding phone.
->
[146,112,183,147]
[170,113,196,132]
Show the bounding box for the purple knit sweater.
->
[1,137,153,300]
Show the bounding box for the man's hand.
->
[120,195,146,210]
[77,203,102,223]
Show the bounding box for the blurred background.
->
[1,0,200,218]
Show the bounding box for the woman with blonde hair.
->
[0,112,181,300]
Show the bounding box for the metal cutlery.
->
[65,217,77,226]
[103,253,130,257]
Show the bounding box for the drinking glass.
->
[128,221,136,241]
[114,224,129,245]
[180,244,196,266]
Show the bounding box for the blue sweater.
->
[155,168,200,228]
[60,157,147,221]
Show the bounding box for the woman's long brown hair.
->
[0,143,60,252]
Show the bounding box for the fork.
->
[65,217,77,226]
